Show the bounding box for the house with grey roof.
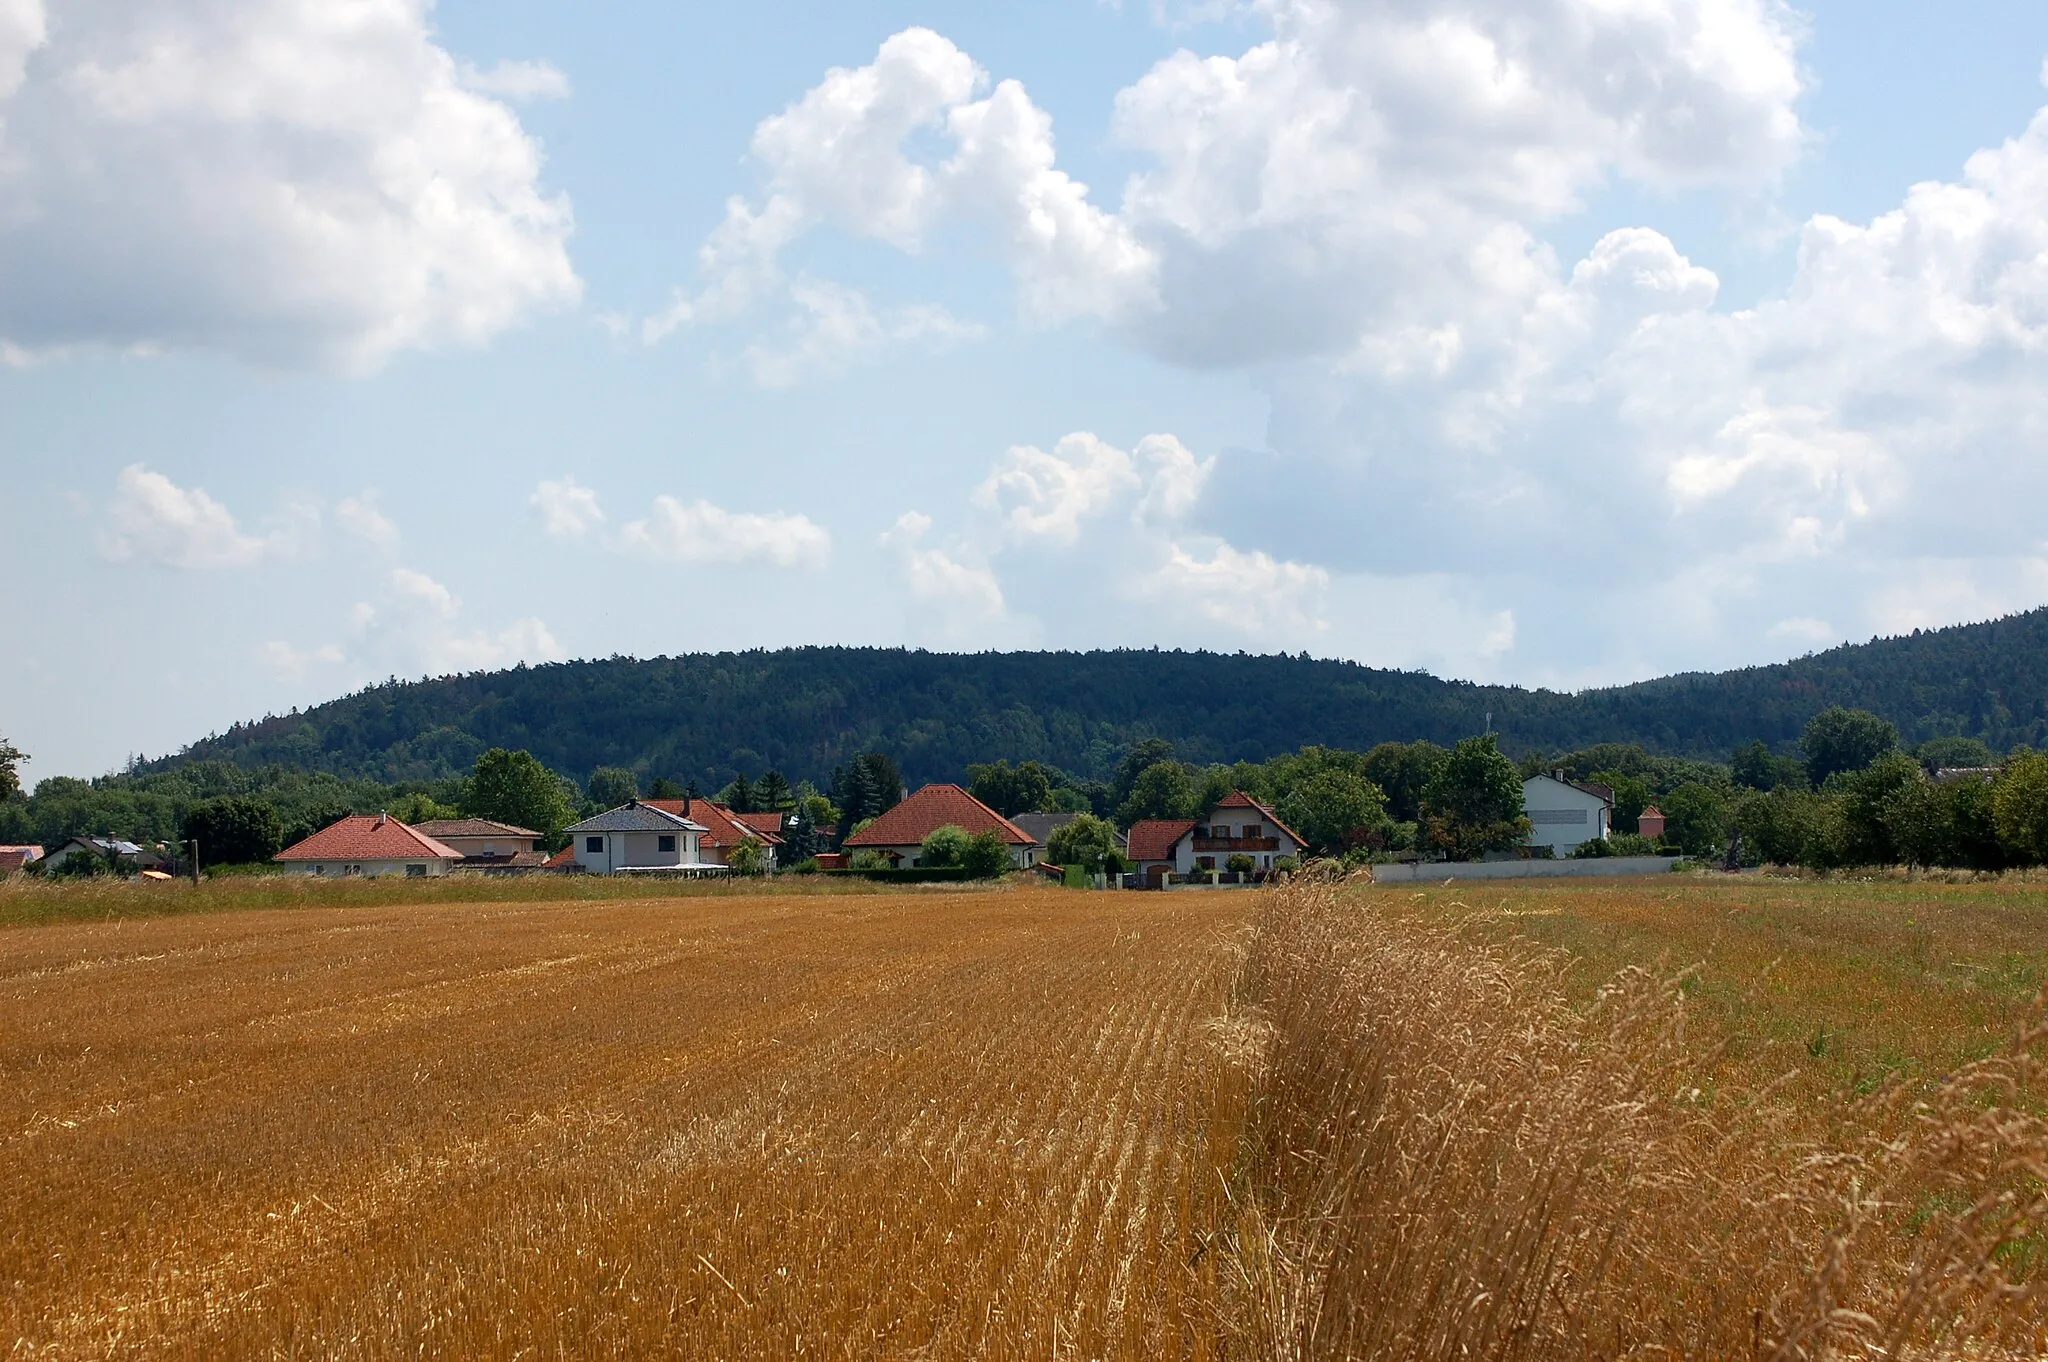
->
[563,800,720,875]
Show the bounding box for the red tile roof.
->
[844,785,1038,848]
[544,845,578,869]
[1125,819,1196,863]
[413,819,541,841]
[1210,791,1308,849]
[0,850,32,875]
[645,800,784,850]
[276,815,464,863]
[732,812,787,839]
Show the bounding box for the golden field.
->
[1,874,2044,1358]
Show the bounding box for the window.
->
[406,864,427,878]
[1211,825,1232,839]
[658,835,676,854]
[586,836,605,854]
[312,866,323,876]
[1243,824,1262,839]
[1198,856,1216,871]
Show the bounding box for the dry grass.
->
[0,887,1251,1358]
[0,869,899,931]
[1224,876,2048,1359]
[6,875,2047,1358]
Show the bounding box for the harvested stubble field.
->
[2,874,2045,1359]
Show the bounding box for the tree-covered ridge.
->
[120,612,2048,792]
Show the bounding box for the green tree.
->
[756,770,795,812]
[1659,782,1730,858]
[1112,739,1177,809]
[1993,751,2048,864]
[647,777,685,800]
[720,774,757,813]
[586,767,638,810]
[0,733,25,800]
[959,829,1013,879]
[966,760,1055,817]
[1588,769,1652,833]
[726,836,767,876]
[1801,707,1899,785]
[389,792,459,825]
[1419,736,1530,862]
[1118,761,1200,826]
[181,796,285,867]
[1359,742,1446,823]
[1914,736,1997,773]
[1835,751,1924,865]
[1732,740,1806,792]
[464,749,576,842]
[1046,813,1122,873]
[918,825,971,869]
[1277,769,1389,854]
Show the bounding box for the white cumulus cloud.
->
[882,511,1008,621]
[335,493,400,553]
[622,496,832,569]
[98,464,297,570]
[0,0,579,371]
[532,476,606,540]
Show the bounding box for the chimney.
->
[376,812,387,829]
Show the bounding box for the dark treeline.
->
[100,614,2048,794]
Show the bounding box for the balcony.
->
[1192,837,1280,853]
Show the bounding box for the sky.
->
[7,0,2048,783]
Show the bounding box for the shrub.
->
[726,836,767,877]
[1993,750,2048,864]
[847,849,890,872]
[1046,813,1121,873]
[789,857,822,875]
[959,829,1013,880]
[1226,853,1256,874]
[918,825,971,869]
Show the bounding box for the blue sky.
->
[7,0,2048,781]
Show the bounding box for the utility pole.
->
[188,838,200,886]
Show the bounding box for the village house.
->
[0,844,43,877]
[1126,791,1308,888]
[412,819,550,870]
[646,798,783,871]
[275,814,464,879]
[843,785,1041,868]
[1521,773,1615,855]
[39,836,169,874]
[563,800,717,875]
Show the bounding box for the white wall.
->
[1521,777,1612,855]
[287,859,450,879]
[572,829,702,874]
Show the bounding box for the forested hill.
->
[152,611,2048,788]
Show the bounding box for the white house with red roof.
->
[412,819,549,870]
[275,814,465,879]
[843,784,1041,869]
[646,798,783,871]
[1126,791,1308,888]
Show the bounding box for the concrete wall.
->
[1371,856,1679,884]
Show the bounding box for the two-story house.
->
[1127,791,1308,888]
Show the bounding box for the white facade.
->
[1522,775,1613,855]
[291,858,451,880]
[864,841,1038,869]
[565,802,714,874]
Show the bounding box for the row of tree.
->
[9,705,2048,874]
